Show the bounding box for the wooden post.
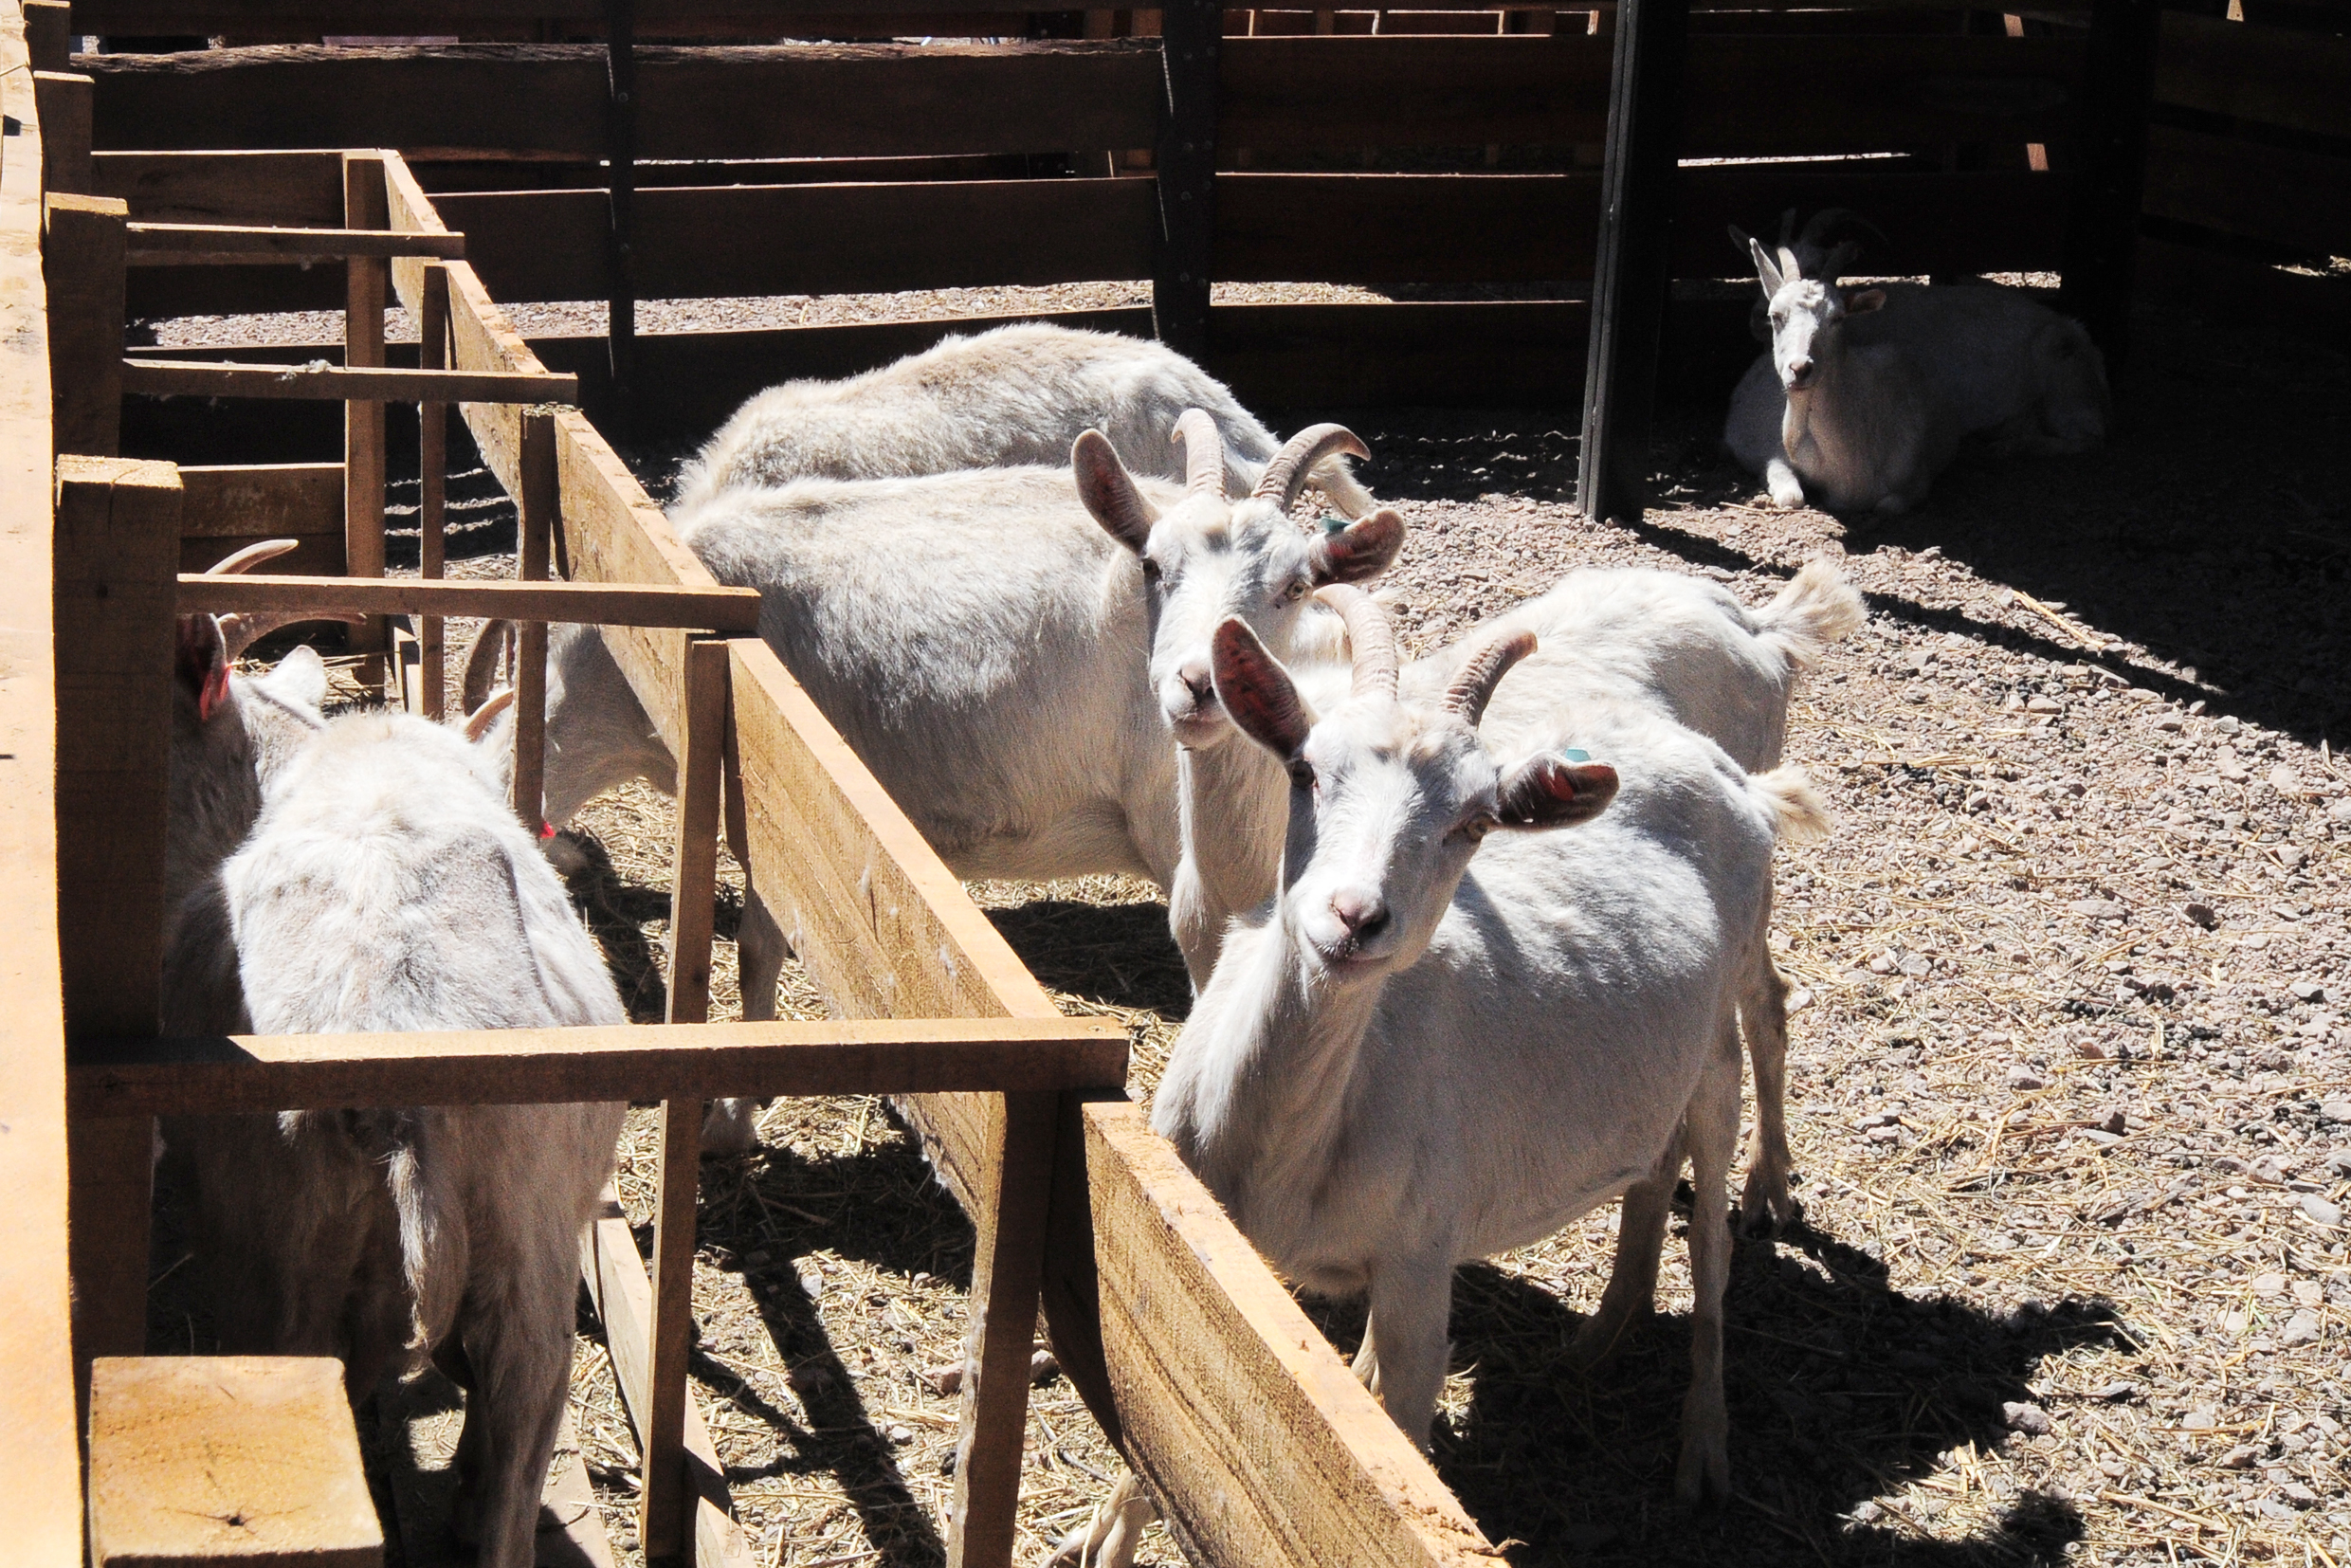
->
[43,192,126,459]
[1576,0,1687,527]
[54,457,182,1393]
[24,1,72,73]
[87,1358,383,1568]
[640,1096,701,1564]
[2059,0,2160,370]
[32,71,91,196]
[513,409,556,830]
[665,638,725,1030]
[606,0,639,438]
[946,1090,1057,1568]
[1152,0,1220,357]
[417,264,449,721]
[345,154,390,687]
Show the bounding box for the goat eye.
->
[1461,814,1496,843]
[1287,759,1315,791]
[1282,578,1308,603]
[1139,558,1162,583]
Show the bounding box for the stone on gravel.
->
[2072,899,2127,920]
[2278,1309,2323,1346]
[2003,1401,2052,1435]
[2184,902,2219,928]
[2298,1194,2343,1228]
[2323,1101,2351,1123]
[2292,980,2328,1002]
[2006,1064,2049,1090]
[921,1363,965,1396]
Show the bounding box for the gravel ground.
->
[161,295,2351,1568]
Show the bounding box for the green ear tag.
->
[1318,513,1348,535]
[1561,748,1591,763]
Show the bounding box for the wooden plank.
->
[88,1358,383,1568]
[177,574,762,629]
[32,72,92,195]
[579,1187,757,1568]
[76,0,1060,25]
[123,359,579,404]
[665,640,728,1030]
[641,1098,700,1561]
[178,461,344,538]
[1082,1102,1497,1567]
[124,222,468,264]
[68,1016,1128,1117]
[432,179,1157,303]
[0,14,85,1547]
[43,193,128,459]
[515,410,556,830]
[2058,0,2159,367]
[83,42,1164,162]
[1154,0,1221,355]
[947,1090,1057,1568]
[1577,0,1687,525]
[1218,33,2084,155]
[420,264,450,721]
[94,149,348,226]
[2154,9,2351,142]
[347,153,391,686]
[24,1,70,73]
[55,458,179,1393]
[604,0,639,437]
[2142,123,2351,264]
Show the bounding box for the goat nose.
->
[1328,889,1388,937]
[1788,358,1814,384]
[1180,662,1214,702]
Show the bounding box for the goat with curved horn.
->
[194,538,366,660]
[1254,423,1370,514]
[1171,407,1227,498]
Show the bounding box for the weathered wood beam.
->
[177,574,761,629]
[122,358,577,403]
[124,221,467,264]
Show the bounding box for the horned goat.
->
[1054,590,1829,1566]
[1078,428,1860,1230]
[1727,228,2108,512]
[672,321,1376,519]
[165,577,625,1568]
[466,420,1403,1151]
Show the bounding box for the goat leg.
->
[1674,1032,1741,1511]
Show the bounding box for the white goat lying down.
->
[1727,233,2109,514]
[673,321,1376,518]
[165,574,624,1568]
[466,419,1402,1149]
[1073,424,1860,1229]
[1055,589,1828,1565]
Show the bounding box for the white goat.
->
[1077,429,1859,1229]
[166,607,624,1568]
[467,421,1403,1151]
[672,321,1376,519]
[1055,590,1828,1565]
[1728,235,2108,513]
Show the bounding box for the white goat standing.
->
[1074,428,1860,1229]
[673,321,1376,518]
[1056,590,1827,1565]
[1727,233,2108,514]
[468,419,1403,1151]
[166,587,625,1568]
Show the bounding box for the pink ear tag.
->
[539,821,556,840]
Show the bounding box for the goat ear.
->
[1072,429,1157,555]
[175,614,232,722]
[1748,237,1784,296]
[1211,617,1311,758]
[1494,755,1618,831]
[1305,507,1404,587]
[254,644,330,716]
[1846,287,1887,315]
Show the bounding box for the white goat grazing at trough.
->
[1053,590,1828,1565]
[672,321,1376,518]
[467,419,1402,1151]
[165,600,625,1568]
[1727,233,2108,513]
[1078,428,1859,1229]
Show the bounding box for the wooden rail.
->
[124,220,467,262]
[176,574,763,629]
[121,357,576,403]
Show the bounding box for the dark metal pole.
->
[606,0,638,437]
[1153,0,1219,358]
[2058,0,2160,373]
[1576,0,1689,526]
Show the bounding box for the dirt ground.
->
[158,292,2351,1568]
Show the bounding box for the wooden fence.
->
[14,12,1510,1561]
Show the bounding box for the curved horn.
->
[1252,423,1370,514]
[463,686,517,744]
[1314,583,1397,701]
[1171,409,1226,499]
[1443,629,1536,727]
[197,537,366,661]
[461,619,519,716]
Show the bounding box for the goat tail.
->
[1754,559,1866,673]
[1752,766,1832,845]
[386,1128,469,1368]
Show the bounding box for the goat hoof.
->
[1674,1442,1732,1514]
[1567,1308,1649,1371]
[1738,1174,1802,1237]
